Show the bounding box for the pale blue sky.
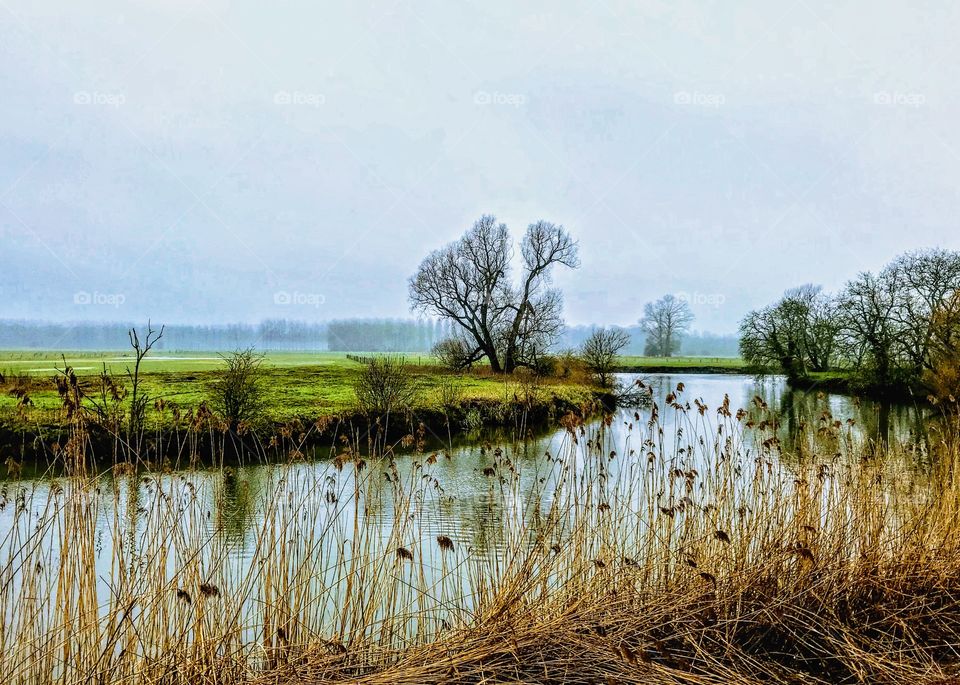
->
[2,1,959,332]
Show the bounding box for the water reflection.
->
[216,468,256,546]
[743,376,931,451]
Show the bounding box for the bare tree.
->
[837,270,905,388]
[126,321,164,452]
[801,287,842,372]
[410,216,511,371]
[639,294,693,357]
[739,305,787,370]
[776,285,840,374]
[409,215,578,373]
[739,285,840,378]
[580,327,631,386]
[501,221,579,371]
[887,249,960,376]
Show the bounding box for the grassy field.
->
[0,351,747,376]
[0,350,374,376]
[617,355,747,370]
[0,350,598,426]
[0,350,754,431]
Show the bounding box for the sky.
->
[2,0,959,334]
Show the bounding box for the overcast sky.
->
[2,1,959,333]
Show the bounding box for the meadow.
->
[617,355,749,372]
[0,351,741,432]
[0,350,599,428]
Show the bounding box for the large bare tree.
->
[639,294,693,357]
[886,249,960,376]
[838,270,905,388]
[409,215,578,373]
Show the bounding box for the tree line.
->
[0,318,447,352]
[326,319,454,352]
[558,326,738,357]
[0,315,738,358]
[739,248,960,397]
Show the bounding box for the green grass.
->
[617,355,747,370]
[0,350,596,427]
[0,351,748,376]
[804,369,855,380]
[0,351,752,432]
[0,350,378,376]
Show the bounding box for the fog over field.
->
[2,1,960,333]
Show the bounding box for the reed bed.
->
[2,386,960,683]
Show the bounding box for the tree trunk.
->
[502,340,518,374]
[487,346,503,373]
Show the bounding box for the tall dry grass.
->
[1,384,959,683]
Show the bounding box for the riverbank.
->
[615,355,757,375]
[1,351,753,432]
[787,370,930,404]
[0,391,604,474]
[0,351,606,464]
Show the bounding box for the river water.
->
[0,372,933,537]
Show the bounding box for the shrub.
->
[209,348,266,429]
[432,337,479,371]
[553,349,592,383]
[353,355,419,415]
[528,353,558,378]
